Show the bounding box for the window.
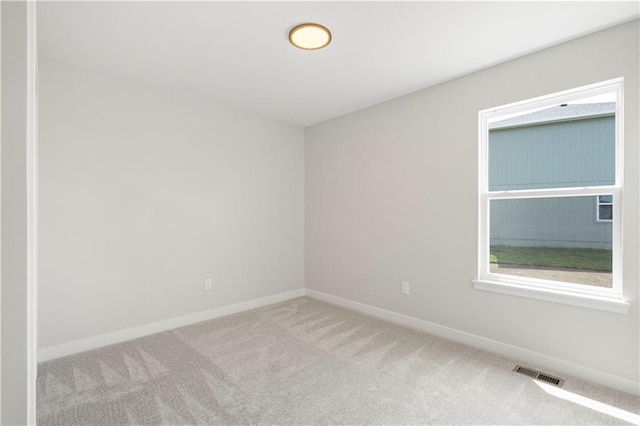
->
[474,79,628,314]
[597,195,613,222]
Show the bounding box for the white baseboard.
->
[305,289,640,396]
[38,288,306,362]
[39,286,639,396]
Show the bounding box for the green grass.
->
[490,245,612,272]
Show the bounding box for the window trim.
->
[475,78,627,314]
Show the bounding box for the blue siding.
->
[489,116,615,191]
[490,197,612,250]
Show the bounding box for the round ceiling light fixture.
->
[289,23,332,50]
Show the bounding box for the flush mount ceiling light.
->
[289,23,332,50]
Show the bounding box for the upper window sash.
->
[479,78,624,194]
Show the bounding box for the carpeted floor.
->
[37,297,640,425]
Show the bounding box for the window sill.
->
[472,279,630,314]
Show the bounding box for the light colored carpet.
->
[37,297,639,425]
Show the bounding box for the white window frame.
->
[473,78,629,314]
[596,195,613,222]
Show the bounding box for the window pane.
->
[490,196,612,287]
[599,194,612,204]
[598,205,613,221]
[488,101,615,191]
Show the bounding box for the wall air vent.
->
[513,365,565,387]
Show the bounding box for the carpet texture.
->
[37,297,640,425]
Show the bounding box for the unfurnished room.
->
[1,1,640,425]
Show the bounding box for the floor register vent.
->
[513,365,565,387]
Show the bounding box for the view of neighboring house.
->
[488,103,615,250]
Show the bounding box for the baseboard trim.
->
[38,288,306,362]
[305,289,640,396]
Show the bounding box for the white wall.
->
[38,60,304,348]
[306,21,639,384]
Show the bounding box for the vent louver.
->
[513,365,565,387]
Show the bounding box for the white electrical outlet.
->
[204,278,212,290]
[401,281,410,295]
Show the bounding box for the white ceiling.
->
[37,1,639,127]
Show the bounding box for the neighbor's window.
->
[474,78,628,313]
[597,195,613,222]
